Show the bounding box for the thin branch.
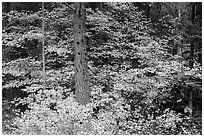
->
[67,4,75,12]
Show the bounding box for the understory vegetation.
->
[2,2,202,135]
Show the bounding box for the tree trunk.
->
[73,2,90,105]
[191,3,196,24]
[189,42,194,69]
[146,3,150,18]
[189,88,193,119]
[189,3,196,70]
[178,3,181,22]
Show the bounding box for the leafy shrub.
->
[10,90,92,135]
[19,13,41,26]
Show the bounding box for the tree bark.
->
[73,2,90,105]
[146,3,150,18]
[189,42,194,69]
[178,2,181,22]
[191,3,196,24]
[189,88,193,119]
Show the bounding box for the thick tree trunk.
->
[73,2,90,105]
[188,3,196,118]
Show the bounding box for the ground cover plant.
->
[2,2,202,135]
